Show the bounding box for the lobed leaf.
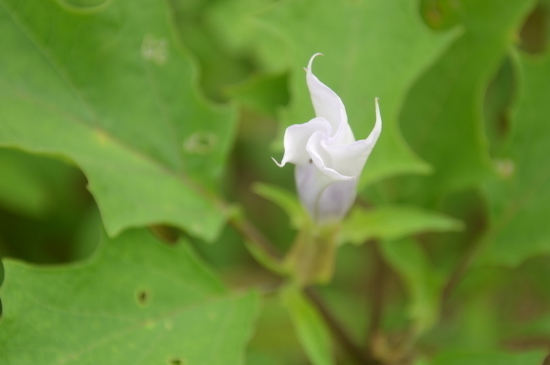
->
[0,228,259,364]
[481,51,550,266]
[0,0,236,241]
[340,205,462,245]
[395,0,537,205]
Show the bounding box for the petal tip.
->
[307,53,324,71]
[272,156,285,168]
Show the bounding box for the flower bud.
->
[274,53,382,224]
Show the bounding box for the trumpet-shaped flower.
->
[274,53,382,224]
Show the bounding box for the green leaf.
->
[340,206,463,245]
[252,182,307,229]
[481,51,550,266]
[256,0,460,185]
[380,238,443,334]
[226,72,290,117]
[430,350,547,365]
[0,228,259,364]
[281,287,334,365]
[0,149,57,218]
[203,0,286,74]
[394,0,536,205]
[0,0,236,241]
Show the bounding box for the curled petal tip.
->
[272,156,284,168]
[372,98,382,135]
[307,53,324,71]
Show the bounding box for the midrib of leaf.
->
[0,0,225,218]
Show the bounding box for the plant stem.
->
[228,214,282,260]
[368,242,387,342]
[230,213,381,364]
[305,288,382,365]
[442,236,485,305]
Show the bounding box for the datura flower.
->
[274,53,382,225]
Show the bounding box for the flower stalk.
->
[284,222,340,286]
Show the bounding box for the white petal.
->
[306,131,356,181]
[294,163,334,221]
[312,98,382,177]
[274,117,332,167]
[306,54,354,144]
[316,179,358,223]
[295,163,357,223]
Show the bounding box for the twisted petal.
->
[316,179,358,223]
[295,164,357,223]
[273,117,331,167]
[306,131,356,181]
[306,53,354,144]
[308,98,382,178]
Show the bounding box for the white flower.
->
[274,53,382,224]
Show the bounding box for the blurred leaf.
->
[519,2,549,54]
[204,0,286,73]
[0,228,259,364]
[341,206,462,245]
[282,287,334,365]
[0,150,92,263]
[481,51,550,266]
[171,0,253,101]
[420,0,461,31]
[253,182,306,229]
[380,238,443,334]
[0,0,235,241]
[72,205,103,261]
[243,239,286,276]
[0,149,55,218]
[394,0,536,205]
[247,295,307,365]
[483,56,516,157]
[257,0,460,185]
[55,0,111,13]
[430,349,547,365]
[227,72,290,117]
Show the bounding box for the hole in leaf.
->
[149,225,179,245]
[167,357,183,365]
[136,290,150,306]
[519,2,549,54]
[183,132,218,155]
[419,0,461,31]
[483,56,516,149]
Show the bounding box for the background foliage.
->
[1,0,550,364]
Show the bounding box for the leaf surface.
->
[0,229,259,364]
[282,287,334,365]
[430,349,547,365]
[341,206,462,245]
[380,238,442,334]
[0,0,236,241]
[395,0,536,205]
[481,51,550,266]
